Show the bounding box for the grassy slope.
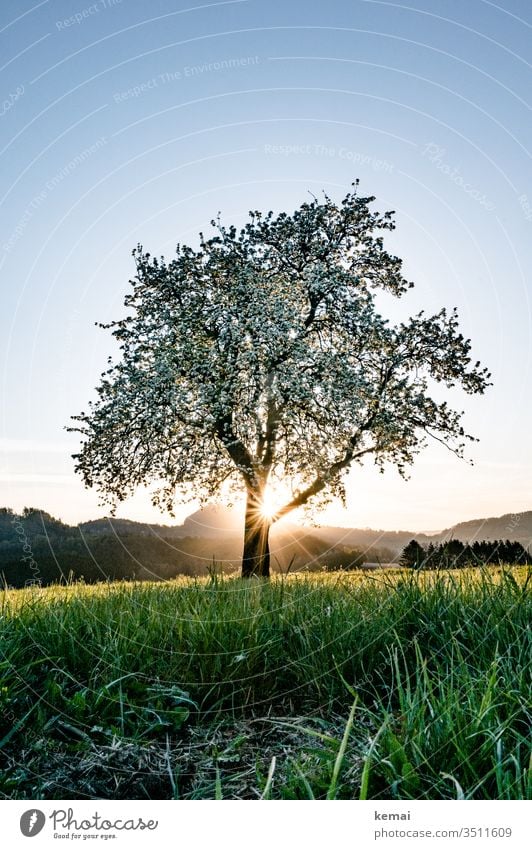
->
[0,568,530,800]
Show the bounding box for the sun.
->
[254,482,294,522]
[259,491,278,520]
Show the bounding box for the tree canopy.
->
[399,539,425,569]
[71,183,490,576]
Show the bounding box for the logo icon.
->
[20,810,46,837]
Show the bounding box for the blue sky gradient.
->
[1,0,531,529]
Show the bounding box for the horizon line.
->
[2,502,530,538]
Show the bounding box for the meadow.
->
[0,567,530,800]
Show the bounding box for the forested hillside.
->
[1,505,529,588]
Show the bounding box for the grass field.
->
[0,567,530,800]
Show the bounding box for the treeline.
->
[399,538,531,569]
[3,507,530,588]
[0,507,371,588]
[0,507,227,587]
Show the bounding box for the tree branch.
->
[272,443,378,522]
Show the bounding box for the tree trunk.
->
[241,489,271,578]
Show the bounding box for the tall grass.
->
[0,567,530,799]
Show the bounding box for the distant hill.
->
[133,505,532,555]
[0,506,381,587]
[441,511,532,545]
[313,510,532,554]
[1,505,530,588]
[78,504,243,539]
[181,504,243,537]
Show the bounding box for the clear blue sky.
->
[1,0,531,530]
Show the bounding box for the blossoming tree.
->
[71,184,490,577]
